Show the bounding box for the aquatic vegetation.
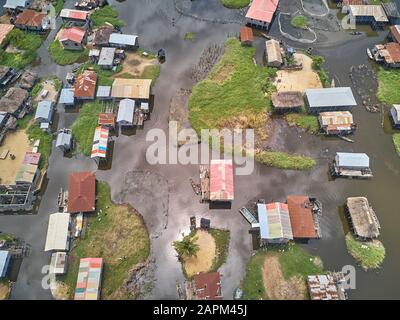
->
[377,68,400,105]
[291,15,309,29]
[285,113,319,133]
[255,151,316,170]
[393,134,400,157]
[221,0,250,9]
[345,234,385,270]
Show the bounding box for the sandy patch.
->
[34,79,59,104]
[183,230,216,277]
[262,255,306,300]
[51,281,70,300]
[0,130,30,185]
[114,52,158,77]
[274,53,322,93]
[0,281,10,300]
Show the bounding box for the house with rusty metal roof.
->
[14,9,50,32]
[191,272,223,300]
[68,172,96,213]
[318,111,356,135]
[59,27,86,51]
[60,9,90,27]
[74,70,97,100]
[0,24,14,46]
[209,159,234,203]
[308,274,348,300]
[287,196,320,240]
[240,26,254,46]
[374,42,400,67]
[390,25,400,44]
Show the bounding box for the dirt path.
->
[0,130,30,185]
[262,255,306,300]
[183,230,216,277]
[274,53,322,93]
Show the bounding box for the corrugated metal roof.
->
[44,213,70,252]
[245,0,280,23]
[98,47,115,66]
[34,100,53,121]
[23,152,40,165]
[266,39,282,64]
[258,202,293,241]
[96,86,111,98]
[111,78,151,100]
[56,131,72,148]
[60,9,89,21]
[306,87,357,108]
[91,126,109,159]
[74,258,103,300]
[109,33,138,46]
[391,104,400,122]
[349,5,389,22]
[287,196,318,239]
[0,250,10,278]
[335,152,370,168]
[59,88,75,104]
[193,272,223,300]
[117,99,135,123]
[68,172,96,213]
[4,0,28,9]
[210,159,234,202]
[15,163,38,184]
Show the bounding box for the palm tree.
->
[173,234,200,260]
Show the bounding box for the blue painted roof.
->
[59,88,75,105]
[306,87,357,108]
[336,152,370,168]
[0,250,10,278]
[258,203,269,239]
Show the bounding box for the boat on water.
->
[367,48,373,60]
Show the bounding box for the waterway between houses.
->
[0,0,400,299]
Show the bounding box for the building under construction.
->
[0,184,35,213]
[345,197,380,240]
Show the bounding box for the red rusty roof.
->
[59,27,86,44]
[0,24,14,45]
[61,9,89,21]
[342,0,364,5]
[68,172,96,213]
[74,71,97,99]
[210,159,234,202]
[390,25,400,44]
[246,0,280,23]
[287,195,318,239]
[15,9,46,28]
[98,113,116,126]
[240,26,254,43]
[193,272,223,300]
[386,42,400,63]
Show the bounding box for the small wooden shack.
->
[346,197,380,240]
[271,91,304,113]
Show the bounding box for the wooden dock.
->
[331,164,373,179]
[199,165,210,202]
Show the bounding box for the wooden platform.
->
[0,149,9,159]
[199,165,210,202]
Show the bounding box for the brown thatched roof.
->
[271,91,304,109]
[346,197,380,239]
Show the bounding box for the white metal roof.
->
[109,33,138,46]
[306,87,357,108]
[335,152,370,168]
[44,213,70,251]
[117,99,135,123]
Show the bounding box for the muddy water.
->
[1,0,399,299]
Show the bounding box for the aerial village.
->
[0,0,400,302]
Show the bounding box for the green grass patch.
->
[311,55,330,88]
[242,244,324,300]
[59,182,150,299]
[377,68,400,105]
[184,32,195,41]
[285,113,319,133]
[49,40,88,66]
[91,5,125,28]
[30,82,43,98]
[208,228,230,272]
[71,101,103,156]
[291,15,309,29]
[393,134,400,157]
[345,234,385,270]
[0,29,43,69]
[189,38,276,133]
[137,48,157,60]
[140,65,160,85]
[255,151,316,170]
[26,123,53,169]
[221,0,250,9]
[54,0,65,15]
